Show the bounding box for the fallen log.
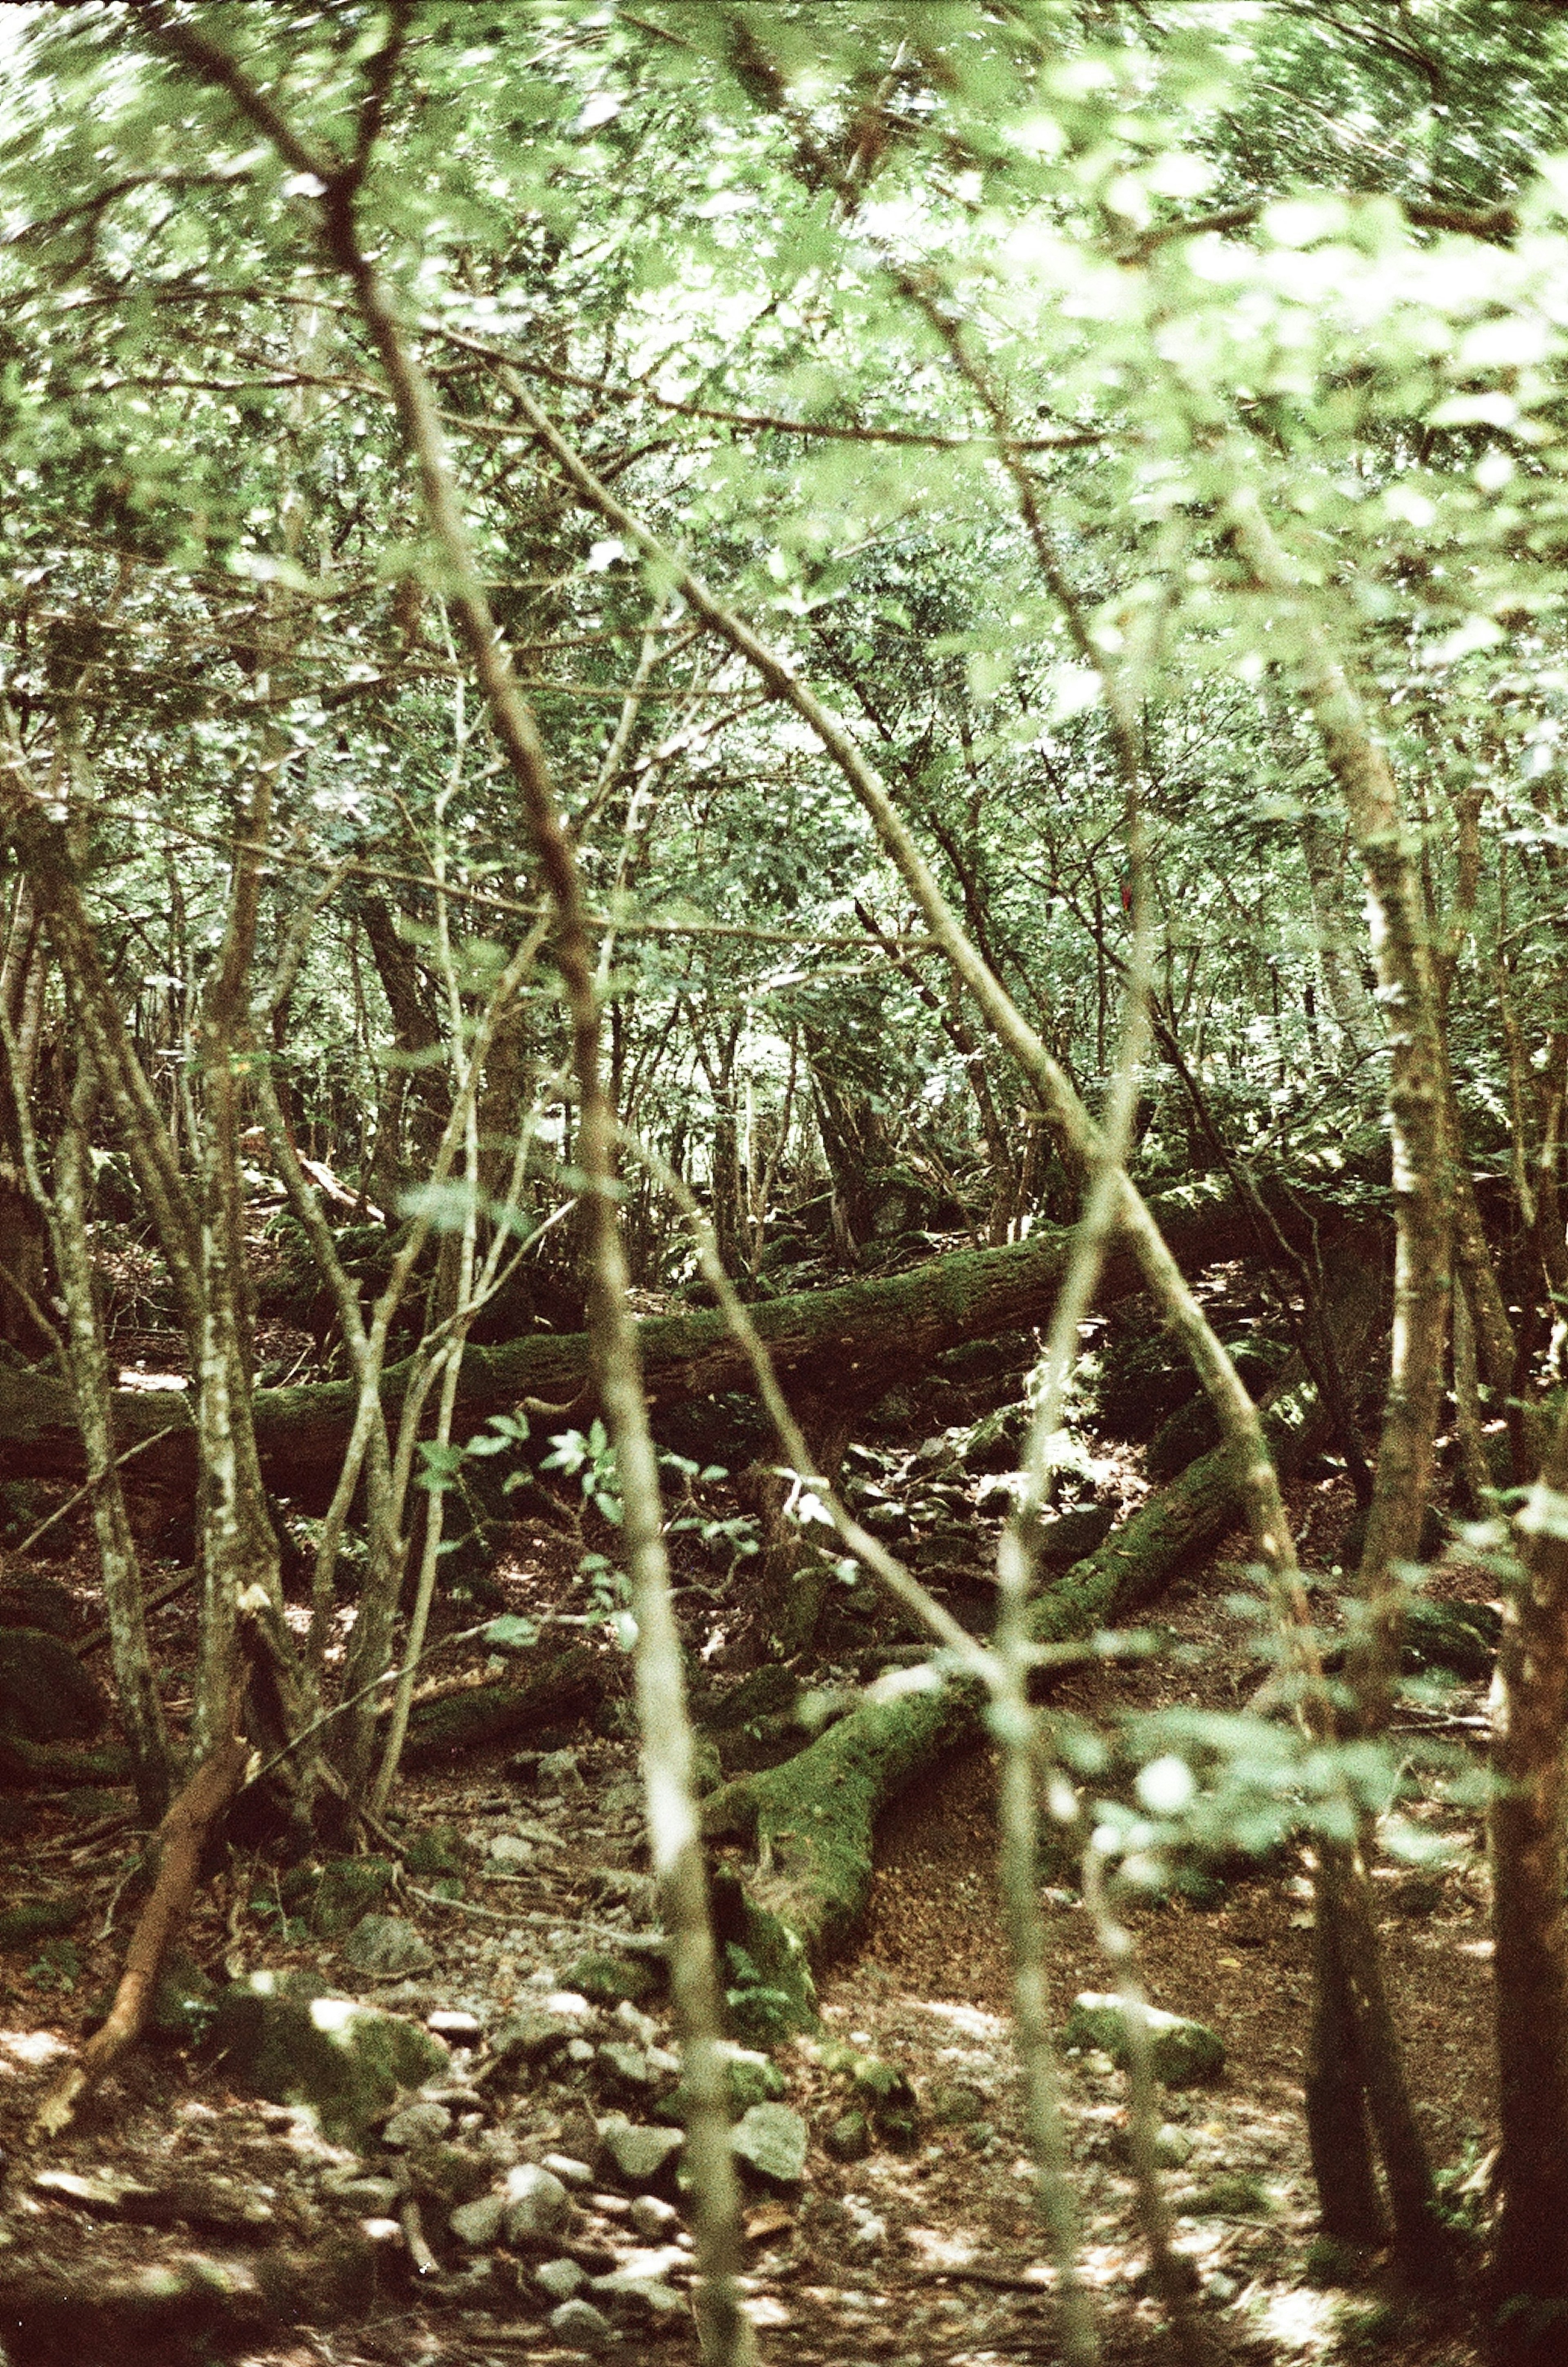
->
[399,1642,603,1767]
[0,1186,1257,1496]
[700,1258,1382,2001]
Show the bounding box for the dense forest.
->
[1,3,1567,2363]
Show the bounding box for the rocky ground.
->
[0,1266,1506,2366]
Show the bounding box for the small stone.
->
[539,1748,584,1790]
[825,2110,871,2163]
[383,2099,452,2148]
[489,1834,535,1867]
[1203,2270,1240,2304]
[731,2103,808,2190]
[536,2256,588,2301]
[598,2040,654,2090]
[590,2253,684,2316]
[629,2193,679,2238]
[548,2297,613,2349]
[489,2010,580,2070]
[1155,2124,1194,2167]
[600,2120,685,2188]
[428,2009,483,2041]
[566,2037,595,2064]
[542,2153,595,2188]
[614,2001,661,2046]
[449,2191,507,2248]
[503,2160,571,2240]
[1064,1994,1225,2088]
[341,1913,435,1979]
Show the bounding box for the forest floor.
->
[0,1302,1506,2367]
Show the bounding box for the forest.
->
[0,3,1564,2363]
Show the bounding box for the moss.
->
[401,1644,601,1768]
[0,1891,85,1949]
[311,1856,396,1938]
[0,1735,134,1788]
[207,1968,450,2145]
[566,1951,659,2006]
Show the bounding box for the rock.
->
[1064,1993,1225,2088]
[597,2039,655,2091]
[731,2102,808,2190]
[407,2142,491,2211]
[341,1913,435,1979]
[33,2168,162,2220]
[590,2246,685,2316]
[383,2099,452,2148]
[427,2009,483,2042]
[539,1748,585,1790]
[629,2193,679,2238]
[566,2036,595,2064]
[1156,2123,1194,2166]
[536,2256,588,2300]
[449,2191,507,2249]
[311,1855,397,1937]
[321,2173,399,2215]
[0,1628,104,1740]
[825,2110,872,2162]
[568,1952,657,2006]
[143,1950,219,2044]
[488,1833,535,1867]
[542,2153,594,2187]
[31,2167,273,2238]
[488,2008,581,2072]
[599,2120,684,2189]
[547,2297,613,2349]
[502,2161,571,2240]
[206,1968,450,2145]
[929,2078,989,2126]
[848,2054,916,2114]
[1403,1595,1501,1680]
[724,2046,786,2114]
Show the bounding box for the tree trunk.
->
[0,1189,1265,1496]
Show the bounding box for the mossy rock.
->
[1401,1596,1501,1681]
[657,2043,786,2125]
[0,1629,105,1742]
[0,1575,77,1638]
[566,1951,658,2007]
[311,1856,397,1938]
[403,1825,464,1880]
[207,1968,450,2146]
[1064,1992,1224,2088]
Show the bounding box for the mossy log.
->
[701,1279,1380,1985]
[0,1190,1256,1496]
[399,1642,602,1767]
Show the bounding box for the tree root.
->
[702,1278,1379,1989]
[34,1719,248,2138]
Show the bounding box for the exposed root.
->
[33,1716,248,2138]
